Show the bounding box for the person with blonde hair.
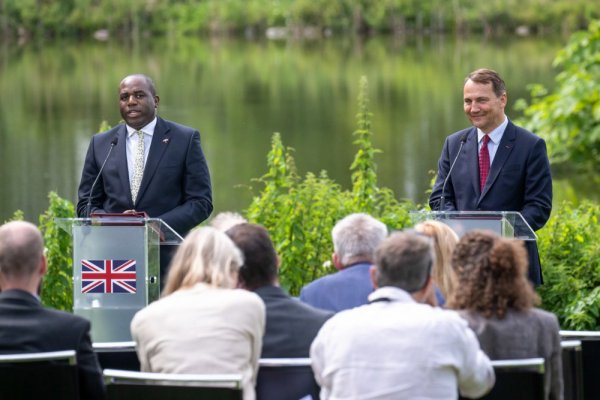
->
[131,227,265,400]
[448,230,562,400]
[415,220,459,300]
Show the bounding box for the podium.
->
[57,215,183,342]
[409,211,537,241]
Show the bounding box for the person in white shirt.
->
[310,230,495,400]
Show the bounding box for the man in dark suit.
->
[0,221,105,400]
[226,223,333,358]
[76,74,213,278]
[429,68,552,284]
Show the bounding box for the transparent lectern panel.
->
[409,211,536,241]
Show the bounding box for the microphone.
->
[439,133,467,211]
[85,137,118,218]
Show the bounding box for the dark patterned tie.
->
[479,134,490,191]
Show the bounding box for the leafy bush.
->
[537,201,600,330]
[39,192,75,311]
[245,77,415,295]
[516,20,600,170]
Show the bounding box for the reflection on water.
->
[0,35,593,223]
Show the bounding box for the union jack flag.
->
[81,259,137,294]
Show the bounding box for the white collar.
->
[126,117,157,138]
[477,115,508,144]
[368,286,415,304]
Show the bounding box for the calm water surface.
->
[0,35,593,223]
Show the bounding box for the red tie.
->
[479,134,490,191]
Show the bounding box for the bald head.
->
[0,221,44,281]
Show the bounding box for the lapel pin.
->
[163,138,170,144]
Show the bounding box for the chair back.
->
[460,358,545,400]
[103,368,243,400]
[0,350,79,400]
[256,358,319,400]
[561,340,584,400]
[561,330,600,399]
[94,341,140,371]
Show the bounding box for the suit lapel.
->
[463,128,480,197]
[479,121,516,202]
[136,117,171,204]
[114,126,132,207]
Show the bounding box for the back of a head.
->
[332,213,387,266]
[226,223,278,290]
[163,227,243,295]
[0,221,44,281]
[373,231,433,292]
[209,211,248,232]
[415,220,459,297]
[448,230,539,318]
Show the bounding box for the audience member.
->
[299,213,387,312]
[310,231,495,399]
[226,223,333,358]
[448,230,563,400]
[0,221,105,400]
[210,211,248,231]
[130,227,265,400]
[415,220,459,302]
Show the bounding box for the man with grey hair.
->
[310,231,495,399]
[0,221,105,400]
[299,213,387,312]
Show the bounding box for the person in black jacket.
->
[0,221,105,400]
[226,223,333,358]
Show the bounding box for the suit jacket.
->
[255,285,333,358]
[459,308,563,400]
[299,262,374,313]
[0,289,105,400]
[130,283,265,400]
[429,121,552,284]
[76,117,212,237]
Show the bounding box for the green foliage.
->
[1,0,598,39]
[537,201,600,330]
[38,192,75,311]
[246,77,415,295]
[516,20,600,170]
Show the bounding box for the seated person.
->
[299,213,387,312]
[415,220,459,305]
[226,223,333,358]
[0,221,105,400]
[131,227,265,400]
[448,230,562,400]
[310,231,494,399]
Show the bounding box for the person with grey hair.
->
[299,213,387,312]
[0,221,105,400]
[310,231,495,399]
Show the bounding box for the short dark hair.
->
[374,231,433,292]
[465,68,506,97]
[226,223,278,290]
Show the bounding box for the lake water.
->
[0,34,594,223]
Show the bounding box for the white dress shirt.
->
[310,286,495,400]
[126,118,156,187]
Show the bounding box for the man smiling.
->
[429,69,552,285]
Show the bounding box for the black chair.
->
[103,368,243,400]
[561,340,584,400]
[256,358,319,400]
[0,349,79,400]
[93,341,140,371]
[460,358,545,400]
[560,330,600,400]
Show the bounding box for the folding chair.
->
[256,358,320,400]
[103,368,243,400]
[560,330,600,399]
[93,341,140,371]
[0,349,79,399]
